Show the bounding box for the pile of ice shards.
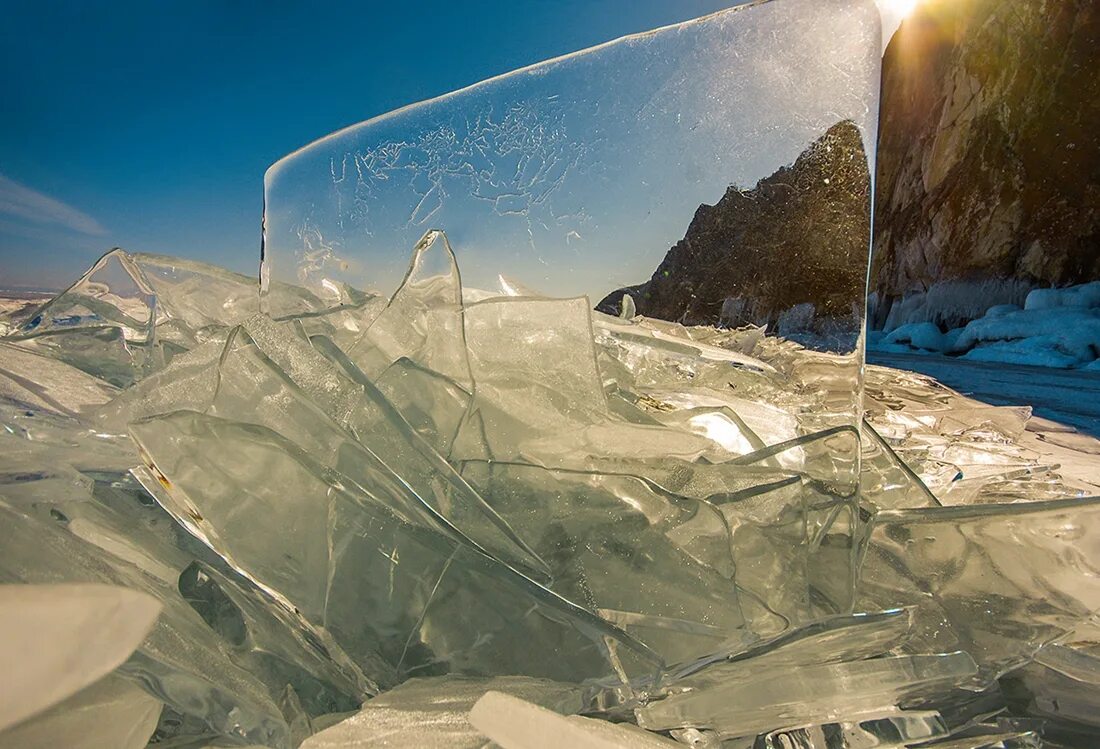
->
[1,236,1099,749]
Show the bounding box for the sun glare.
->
[886,0,919,17]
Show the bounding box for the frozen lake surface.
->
[869,351,1100,438]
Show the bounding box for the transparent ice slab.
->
[262,0,880,315]
[0,673,162,749]
[262,0,882,486]
[301,675,583,749]
[856,497,1100,683]
[0,583,160,732]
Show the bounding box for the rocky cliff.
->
[871,0,1100,327]
[597,120,871,331]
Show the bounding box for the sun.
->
[883,0,919,17]
[875,0,921,47]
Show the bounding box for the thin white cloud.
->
[0,174,107,236]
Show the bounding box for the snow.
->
[953,308,1100,367]
[985,304,1021,318]
[1024,281,1100,311]
[884,322,949,352]
[961,338,1081,369]
[873,281,1100,369]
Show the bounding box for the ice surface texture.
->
[1,0,1100,747]
[261,0,880,354]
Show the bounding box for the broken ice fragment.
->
[861,419,941,510]
[453,294,609,461]
[9,249,155,344]
[345,230,472,388]
[458,460,744,663]
[0,503,292,747]
[0,341,118,416]
[0,674,162,749]
[470,691,682,749]
[0,583,160,732]
[130,409,658,683]
[373,357,471,456]
[301,675,583,749]
[856,497,1100,682]
[636,652,978,739]
[760,709,948,749]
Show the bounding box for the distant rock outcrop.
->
[871,0,1100,328]
[597,120,871,330]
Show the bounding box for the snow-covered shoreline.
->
[870,280,1100,370]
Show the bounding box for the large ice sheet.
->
[262,0,880,317]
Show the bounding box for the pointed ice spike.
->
[0,583,161,732]
[1,249,162,386]
[8,248,156,343]
[346,230,473,388]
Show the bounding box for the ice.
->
[856,498,1100,682]
[0,341,118,416]
[302,675,582,748]
[0,502,295,747]
[759,710,948,748]
[344,231,471,387]
[0,673,162,749]
[4,0,1100,746]
[5,247,1100,747]
[636,652,977,739]
[470,691,682,749]
[129,409,659,684]
[0,583,160,731]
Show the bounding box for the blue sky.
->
[0,0,738,289]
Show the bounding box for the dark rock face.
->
[872,0,1100,325]
[597,120,871,330]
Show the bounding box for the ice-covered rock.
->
[884,321,950,352]
[955,307,1100,368]
[1025,281,1100,312]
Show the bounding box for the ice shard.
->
[856,498,1100,682]
[301,676,583,749]
[0,673,162,749]
[0,583,160,731]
